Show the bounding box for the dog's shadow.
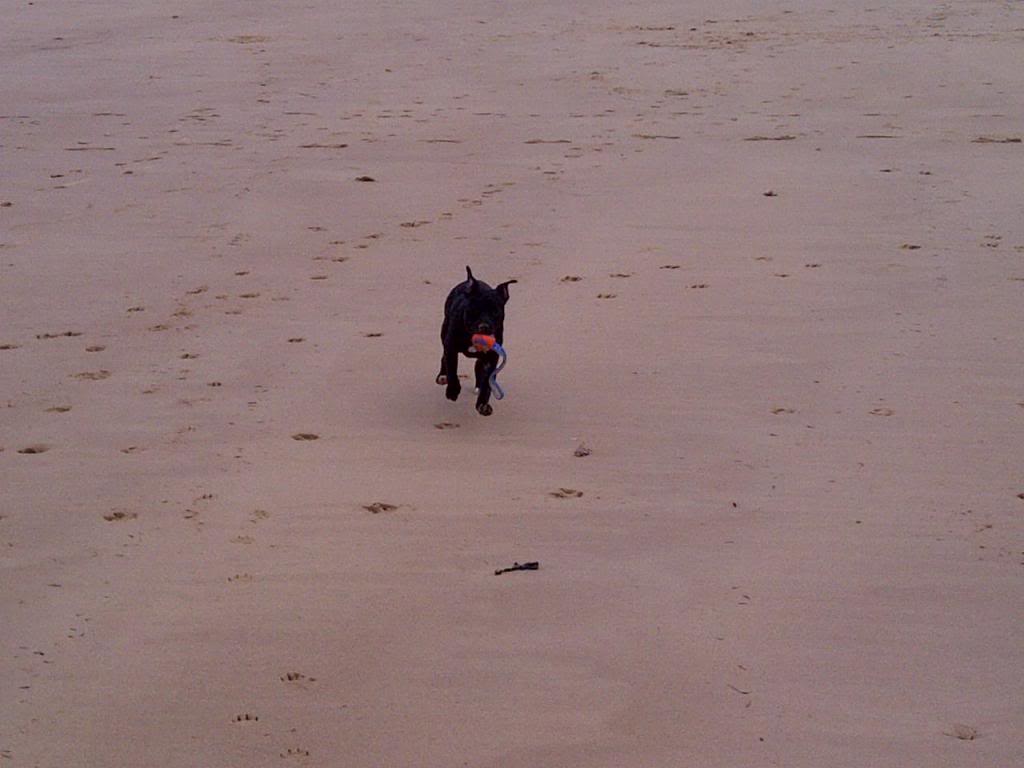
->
[364,347,522,433]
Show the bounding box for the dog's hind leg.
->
[436,354,447,385]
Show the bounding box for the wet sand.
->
[2,2,1023,766]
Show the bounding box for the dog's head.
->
[461,266,516,336]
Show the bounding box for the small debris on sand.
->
[945,724,978,741]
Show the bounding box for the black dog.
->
[436,267,516,416]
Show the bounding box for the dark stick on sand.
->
[494,562,540,576]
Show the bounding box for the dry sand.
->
[2,1,1023,765]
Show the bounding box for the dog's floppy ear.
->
[465,266,477,291]
[496,279,517,303]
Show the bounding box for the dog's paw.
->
[446,382,461,401]
[436,374,447,385]
[476,402,493,416]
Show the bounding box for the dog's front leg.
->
[443,346,461,401]
[473,351,498,415]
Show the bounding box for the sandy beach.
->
[2,1,1022,765]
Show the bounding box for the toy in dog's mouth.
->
[470,333,497,353]
[468,334,508,400]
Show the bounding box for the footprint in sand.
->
[771,407,796,415]
[287,337,305,343]
[869,408,895,416]
[86,345,105,352]
[561,275,582,282]
[363,502,398,514]
[227,573,253,583]
[36,331,82,339]
[690,283,709,289]
[71,370,111,380]
[0,343,21,350]
[17,444,51,455]
[103,510,137,521]
[232,713,259,723]
[660,264,681,269]
[46,406,71,413]
[292,433,319,441]
[549,488,583,499]
[597,293,617,299]
[434,422,460,430]
[281,671,316,683]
